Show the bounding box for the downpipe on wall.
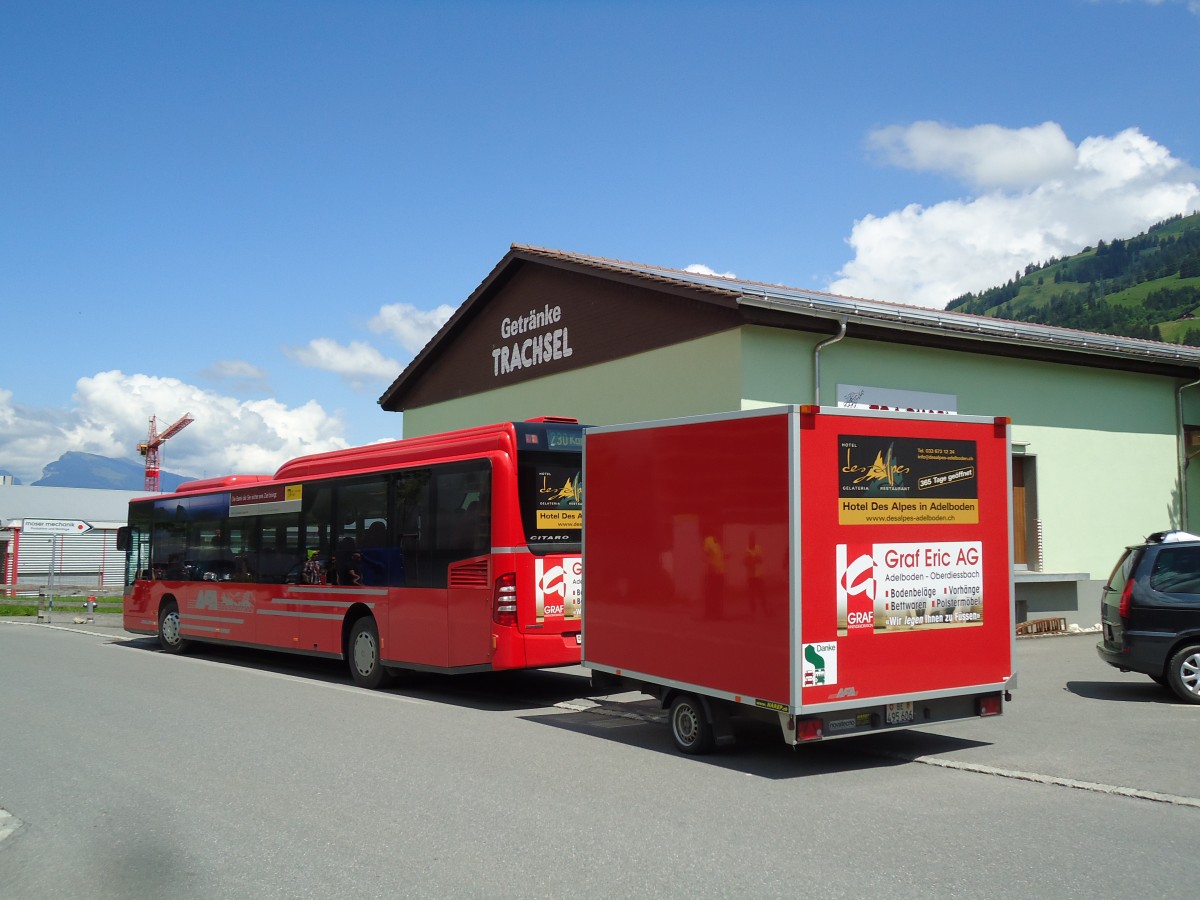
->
[1178,371,1200,530]
[813,318,847,406]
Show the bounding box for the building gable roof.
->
[379,245,1200,412]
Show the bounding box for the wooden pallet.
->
[1016,617,1067,636]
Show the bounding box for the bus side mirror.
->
[116,526,130,552]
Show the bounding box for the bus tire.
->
[158,601,190,654]
[669,693,715,755]
[348,616,393,689]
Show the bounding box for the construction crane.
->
[138,412,194,492]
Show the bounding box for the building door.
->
[1012,457,1029,567]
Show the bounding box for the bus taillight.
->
[493,572,518,626]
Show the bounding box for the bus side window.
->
[431,462,491,584]
[253,514,300,584]
[395,468,432,588]
[334,536,363,586]
[335,476,388,587]
[152,522,187,580]
[301,483,334,582]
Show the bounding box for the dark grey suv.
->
[1097,530,1200,704]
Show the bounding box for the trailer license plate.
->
[886,702,914,725]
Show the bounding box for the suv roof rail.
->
[1145,530,1200,544]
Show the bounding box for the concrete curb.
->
[0,614,135,638]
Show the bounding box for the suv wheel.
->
[1165,644,1200,704]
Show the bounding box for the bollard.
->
[36,600,45,623]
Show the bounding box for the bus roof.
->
[139,419,582,503]
[174,474,274,494]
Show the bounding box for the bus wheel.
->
[348,617,393,689]
[158,601,190,654]
[669,693,715,755]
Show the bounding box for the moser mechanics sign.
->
[836,541,984,635]
[838,434,979,525]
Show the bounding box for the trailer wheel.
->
[158,601,190,654]
[1166,644,1200,704]
[348,616,393,689]
[669,694,716,755]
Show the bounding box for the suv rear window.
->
[1105,548,1138,594]
[1149,546,1200,594]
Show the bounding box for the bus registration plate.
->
[886,702,914,725]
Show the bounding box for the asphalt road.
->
[1,619,1196,899]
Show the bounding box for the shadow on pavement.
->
[527,705,993,780]
[1065,679,1179,704]
[113,637,597,712]
[113,634,998,778]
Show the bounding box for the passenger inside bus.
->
[233,555,255,582]
[344,551,364,586]
[358,521,393,585]
[334,537,363,586]
[302,551,326,585]
[363,521,387,547]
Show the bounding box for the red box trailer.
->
[581,405,1015,754]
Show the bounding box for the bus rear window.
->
[514,414,583,553]
[518,452,582,549]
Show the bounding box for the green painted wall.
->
[740,326,1188,578]
[1188,446,1200,535]
[739,326,819,407]
[1180,384,1200,533]
[402,323,1196,584]
[1011,427,1178,576]
[403,329,744,437]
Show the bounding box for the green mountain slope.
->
[945,212,1200,344]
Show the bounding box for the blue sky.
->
[2,0,1199,484]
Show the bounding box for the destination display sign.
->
[229,484,302,518]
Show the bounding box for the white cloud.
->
[199,359,271,394]
[0,372,349,485]
[830,124,1200,308]
[867,121,1078,190]
[685,264,737,279]
[284,302,452,390]
[284,338,402,391]
[0,388,70,483]
[370,302,455,353]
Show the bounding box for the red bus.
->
[119,418,584,687]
